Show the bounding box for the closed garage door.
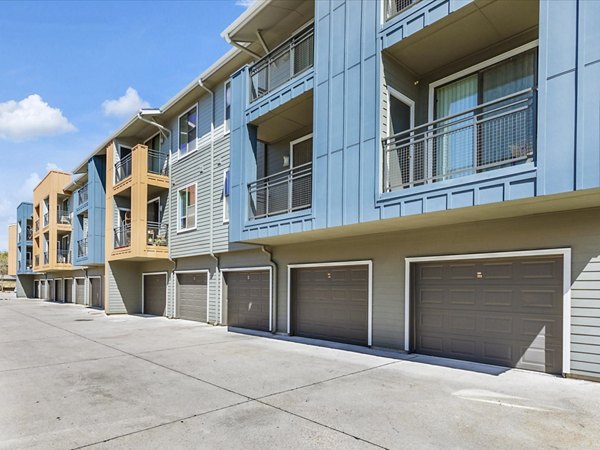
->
[144,274,166,316]
[225,271,270,331]
[49,280,55,301]
[177,273,207,322]
[90,278,102,308]
[291,265,369,346]
[64,279,73,303]
[413,256,563,374]
[42,281,49,300]
[75,279,85,305]
[55,279,63,302]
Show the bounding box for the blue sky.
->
[0,0,249,250]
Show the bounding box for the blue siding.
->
[16,202,33,275]
[73,155,106,266]
[230,0,600,242]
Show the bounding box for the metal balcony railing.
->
[382,89,536,192]
[115,153,132,183]
[57,207,71,225]
[43,252,49,265]
[26,225,33,240]
[147,222,168,246]
[385,0,422,20]
[113,224,131,249]
[249,24,314,101]
[78,184,89,205]
[77,238,88,258]
[148,149,169,176]
[248,162,312,219]
[26,259,32,271]
[34,220,39,232]
[43,213,49,227]
[57,248,71,264]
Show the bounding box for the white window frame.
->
[386,86,415,138]
[287,260,373,346]
[427,40,539,123]
[222,169,230,224]
[115,145,132,184]
[176,182,198,233]
[177,104,198,161]
[224,80,231,135]
[288,134,313,168]
[404,248,572,375]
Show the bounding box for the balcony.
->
[78,184,89,205]
[57,207,72,225]
[43,252,49,265]
[248,162,312,219]
[249,24,314,102]
[385,0,421,21]
[34,219,39,233]
[35,255,39,267]
[382,89,535,192]
[147,149,169,176]
[77,237,88,258]
[113,225,131,249]
[43,213,49,228]
[115,153,132,184]
[26,226,33,241]
[147,222,168,247]
[56,248,71,264]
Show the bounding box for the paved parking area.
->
[1,298,599,449]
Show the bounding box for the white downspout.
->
[198,79,221,325]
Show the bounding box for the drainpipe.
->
[198,79,221,325]
[261,245,278,334]
[136,112,177,318]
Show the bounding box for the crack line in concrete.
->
[7,305,397,449]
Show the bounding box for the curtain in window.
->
[435,74,478,180]
[480,50,536,167]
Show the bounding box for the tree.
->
[0,251,7,292]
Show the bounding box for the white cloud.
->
[0,95,76,142]
[45,162,61,172]
[102,87,150,118]
[235,0,255,7]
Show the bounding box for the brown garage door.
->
[90,278,102,308]
[144,274,167,316]
[413,256,563,374]
[75,279,85,304]
[49,280,55,301]
[291,265,369,346]
[177,273,208,322]
[64,279,73,303]
[225,271,270,331]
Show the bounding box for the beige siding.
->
[270,207,600,379]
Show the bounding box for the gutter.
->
[260,245,278,334]
[198,79,222,325]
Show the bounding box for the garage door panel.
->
[226,271,270,331]
[177,273,208,322]
[292,265,369,346]
[414,256,563,374]
[75,279,85,304]
[144,274,166,316]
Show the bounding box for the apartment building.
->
[14,202,34,297]
[7,224,16,277]
[224,0,600,380]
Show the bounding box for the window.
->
[222,169,230,223]
[145,133,160,151]
[178,184,196,231]
[178,106,197,158]
[224,81,231,134]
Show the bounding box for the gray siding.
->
[269,207,600,379]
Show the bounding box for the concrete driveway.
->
[1,298,599,449]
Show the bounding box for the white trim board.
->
[141,272,169,316]
[287,260,373,346]
[173,269,211,323]
[404,248,572,375]
[221,266,273,332]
